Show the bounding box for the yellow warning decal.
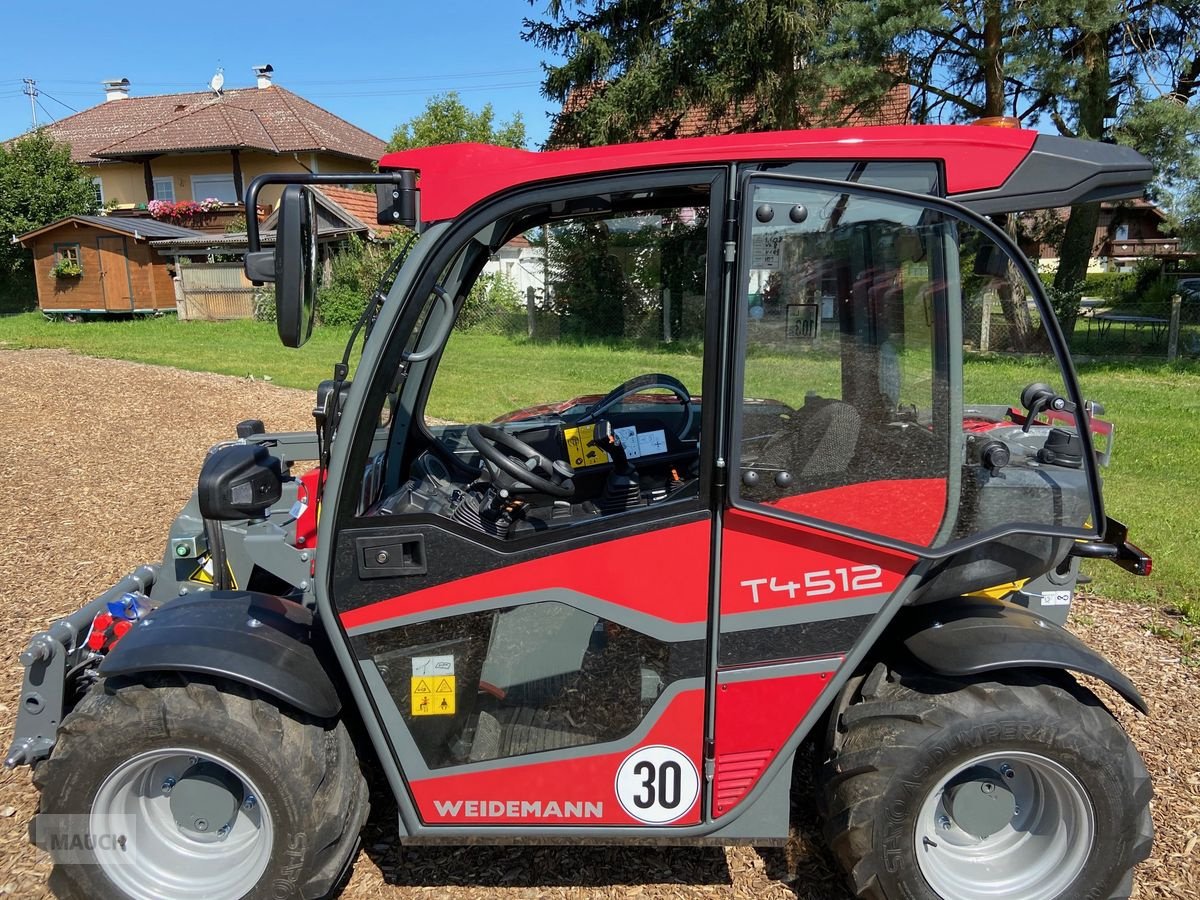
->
[411,676,456,716]
[188,552,237,590]
[563,424,610,469]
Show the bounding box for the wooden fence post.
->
[526,286,537,338]
[1167,293,1182,362]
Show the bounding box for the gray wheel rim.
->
[90,747,274,900]
[915,750,1095,900]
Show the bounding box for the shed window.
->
[54,243,82,272]
[153,177,175,202]
[91,177,104,210]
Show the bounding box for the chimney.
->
[102,78,130,102]
[252,64,274,89]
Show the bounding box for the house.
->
[1020,199,1194,274]
[16,215,205,317]
[34,66,386,213]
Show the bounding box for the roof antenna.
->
[209,66,225,96]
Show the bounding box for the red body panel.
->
[294,470,320,549]
[712,669,836,816]
[768,478,948,546]
[379,126,1037,222]
[720,508,916,618]
[341,519,712,630]
[409,688,704,825]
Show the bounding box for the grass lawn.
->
[2,311,1197,620]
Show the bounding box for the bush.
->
[457,271,525,333]
[315,236,395,327]
[252,286,276,322]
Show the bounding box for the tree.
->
[0,130,97,312]
[523,0,836,148]
[525,0,1199,340]
[387,91,527,152]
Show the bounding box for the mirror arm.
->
[243,171,419,285]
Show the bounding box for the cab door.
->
[326,169,726,833]
[708,174,1103,820]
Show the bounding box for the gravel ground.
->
[0,347,1196,899]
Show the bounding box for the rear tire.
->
[819,664,1152,900]
[31,674,368,900]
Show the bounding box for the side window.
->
[370,185,714,539]
[734,178,1098,548]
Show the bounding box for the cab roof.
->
[377,125,1151,223]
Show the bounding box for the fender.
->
[899,596,1148,714]
[100,591,341,718]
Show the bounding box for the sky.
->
[0,0,560,150]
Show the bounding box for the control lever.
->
[590,420,642,513]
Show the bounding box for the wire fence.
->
[963,286,1197,361]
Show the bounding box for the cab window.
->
[370,184,714,540]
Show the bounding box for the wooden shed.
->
[17,215,205,317]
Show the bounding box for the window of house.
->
[153,177,176,202]
[1114,224,1130,242]
[91,178,104,210]
[190,174,238,204]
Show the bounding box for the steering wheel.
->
[466,424,576,498]
[578,373,694,440]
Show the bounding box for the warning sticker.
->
[563,424,610,469]
[1041,590,1072,607]
[614,426,668,459]
[412,655,455,677]
[411,676,456,716]
[188,552,237,589]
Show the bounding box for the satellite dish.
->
[209,67,225,95]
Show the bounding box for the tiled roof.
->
[550,81,911,147]
[35,86,385,163]
[17,214,206,244]
[315,185,402,238]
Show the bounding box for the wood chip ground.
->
[0,349,1195,899]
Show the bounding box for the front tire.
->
[819,664,1153,900]
[31,674,368,900]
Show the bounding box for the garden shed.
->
[17,215,205,317]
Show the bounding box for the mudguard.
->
[900,596,1148,714]
[100,591,341,718]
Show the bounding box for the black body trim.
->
[953,134,1153,214]
[100,591,341,718]
[900,596,1148,714]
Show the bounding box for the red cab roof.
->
[378,125,1037,223]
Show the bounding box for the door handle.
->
[355,533,426,578]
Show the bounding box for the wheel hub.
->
[943,765,1016,838]
[167,760,243,841]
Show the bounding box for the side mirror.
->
[246,185,318,347]
[974,244,1012,279]
[273,185,318,347]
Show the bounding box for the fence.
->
[964,287,1196,360]
[176,263,256,321]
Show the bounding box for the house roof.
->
[34,86,386,164]
[549,81,912,147]
[16,214,206,245]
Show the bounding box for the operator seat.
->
[755,396,863,488]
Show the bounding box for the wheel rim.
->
[914,750,1095,900]
[90,747,273,900]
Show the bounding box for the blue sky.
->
[0,0,559,151]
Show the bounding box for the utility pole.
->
[22,79,37,129]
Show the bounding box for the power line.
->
[35,98,56,124]
[304,80,543,99]
[38,89,77,113]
